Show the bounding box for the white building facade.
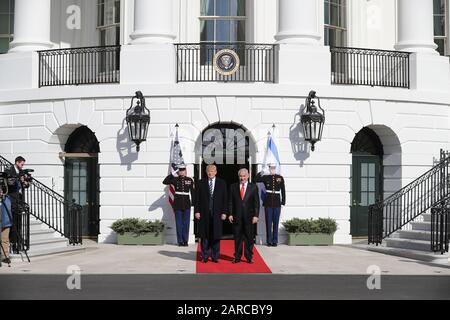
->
[0,0,449,246]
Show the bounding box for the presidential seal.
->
[213,49,240,76]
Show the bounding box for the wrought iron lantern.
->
[126,91,150,152]
[301,91,325,152]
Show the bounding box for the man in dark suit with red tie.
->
[228,168,260,264]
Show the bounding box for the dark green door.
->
[65,158,100,238]
[351,156,382,237]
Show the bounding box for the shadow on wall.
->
[148,191,177,244]
[289,104,310,166]
[117,119,138,170]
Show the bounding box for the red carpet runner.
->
[196,240,272,274]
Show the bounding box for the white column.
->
[394,0,450,91]
[121,0,176,83]
[395,0,437,54]
[9,0,53,52]
[130,0,176,44]
[275,0,321,45]
[275,0,330,85]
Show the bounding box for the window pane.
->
[0,37,9,54]
[201,0,215,16]
[230,20,245,42]
[200,20,214,42]
[434,15,445,36]
[361,178,368,192]
[0,13,9,33]
[369,163,375,176]
[433,0,445,14]
[230,0,245,16]
[324,3,330,24]
[368,192,376,205]
[216,20,230,42]
[0,0,10,13]
[330,4,339,26]
[216,0,230,16]
[361,163,368,177]
[369,178,375,192]
[114,0,120,23]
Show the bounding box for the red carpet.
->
[196,240,272,274]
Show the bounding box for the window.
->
[97,0,120,46]
[324,0,347,47]
[0,0,14,54]
[433,0,448,55]
[200,0,246,43]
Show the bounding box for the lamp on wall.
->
[126,91,150,152]
[300,90,325,152]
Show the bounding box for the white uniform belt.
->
[266,190,281,194]
[175,192,190,196]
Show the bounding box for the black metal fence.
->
[330,47,410,88]
[431,198,449,254]
[38,45,121,87]
[175,42,277,83]
[369,150,450,246]
[0,156,83,245]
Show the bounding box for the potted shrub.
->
[282,218,337,246]
[111,218,165,245]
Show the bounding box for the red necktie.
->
[240,183,245,200]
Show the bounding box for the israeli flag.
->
[259,134,281,202]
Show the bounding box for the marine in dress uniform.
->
[255,164,286,246]
[163,165,194,246]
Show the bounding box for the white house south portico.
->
[0,0,448,259]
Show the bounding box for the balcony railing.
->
[330,47,410,88]
[38,45,121,87]
[175,42,277,83]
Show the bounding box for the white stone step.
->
[422,213,431,222]
[385,238,431,251]
[410,221,431,231]
[396,230,431,241]
[28,237,69,251]
[11,245,85,260]
[29,229,58,241]
[368,245,449,264]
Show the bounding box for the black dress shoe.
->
[232,259,241,264]
[202,258,208,263]
[272,243,278,247]
[247,260,254,264]
[183,242,188,247]
[267,243,273,247]
[212,259,219,263]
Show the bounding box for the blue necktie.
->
[208,179,213,211]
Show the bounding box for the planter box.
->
[287,233,334,246]
[117,232,165,245]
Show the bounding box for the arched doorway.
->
[194,123,257,239]
[64,126,100,239]
[351,127,383,237]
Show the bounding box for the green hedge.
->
[282,218,337,234]
[111,218,165,235]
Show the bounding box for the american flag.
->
[168,125,185,207]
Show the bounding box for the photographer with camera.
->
[0,187,12,265]
[6,156,31,254]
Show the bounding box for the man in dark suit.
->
[194,165,227,263]
[229,168,260,264]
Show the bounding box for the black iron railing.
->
[369,150,450,246]
[330,47,410,88]
[175,42,277,83]
[431,195,449,254]
[38,45,121,87]
[0,156,82,245]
